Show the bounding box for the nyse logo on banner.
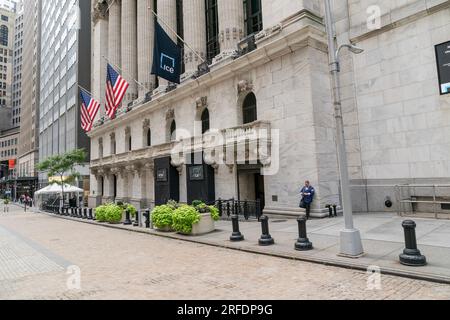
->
[161,54,176,74]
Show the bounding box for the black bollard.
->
[88,208,93,220]
[133,210,140,227]
[78,208,82,218]
[326,205,333,218]
[143,210,150,228]
[230,214,244,242]
[332,205,338,217]
[295,217,313,251]
[258,215,275,246]
[82,208,88,219]
[124,209,132,225]
[399,220,426,266]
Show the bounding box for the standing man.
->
[300,181,315,220]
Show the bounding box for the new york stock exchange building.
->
[88,0,450,218]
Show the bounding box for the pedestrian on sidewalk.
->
[3,198,10,213]
[300,181,315,220]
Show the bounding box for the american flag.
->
[80,89,100,132]
[106,63,129,119]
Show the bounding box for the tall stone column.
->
[108,0,121,67]
[216,0,244,60]
[137,0,155,97]
[182,0,206,77]
[154,0,177,93]
[121,0,138,105]
[92,15,108,120]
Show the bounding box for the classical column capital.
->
[92,0,108,23]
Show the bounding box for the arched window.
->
[170,120,176,141]
[201,108,210,134]
[244,0,263,36]
[243,93,257,124]
[128,136,132,151]
[146,128,152,147]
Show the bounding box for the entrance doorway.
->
[237,165,265,211]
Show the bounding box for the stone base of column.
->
[212,50,239,68]
[88,196,102,208]
[181,71,197,82]
[102,196,114,204]
[129,198,144,210]
[263,206,341,219]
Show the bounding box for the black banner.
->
[435,40,450,95]
[151,22,182,84]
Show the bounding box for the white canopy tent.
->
[34,183,84,211]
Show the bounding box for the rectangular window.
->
[205,0,219,62]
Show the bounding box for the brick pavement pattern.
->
[1,206,450,300]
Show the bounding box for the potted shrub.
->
[173,202,220,236]
[151,205,175,232]
[105,204,123,224]
[95,204,108,222]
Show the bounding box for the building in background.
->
[0,0,20,13]
[0,126,19,198]
[0,7,16,131]
[11,3,23,127]
[16,0,40,198]
[38,0,91,197]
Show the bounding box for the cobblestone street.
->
[1,207,450,300]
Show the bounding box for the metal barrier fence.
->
[215,198,262,221]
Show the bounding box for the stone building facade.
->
[88,0,450,217]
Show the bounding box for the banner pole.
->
[150,9,206,64]
[102,55,147,91]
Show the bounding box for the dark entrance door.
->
[154,157,180,206]
[186,153,215,205]
[255,173,265,211]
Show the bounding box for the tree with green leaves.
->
[37,149,87,210]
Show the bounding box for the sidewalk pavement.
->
[12,203,450,284]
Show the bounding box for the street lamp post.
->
[324,0,364,257]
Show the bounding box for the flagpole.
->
[150,9,206,64]
[78,84,93,96]
[102,55,148,91]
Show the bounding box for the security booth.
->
[186,152,215,205]
[154,156,179,206]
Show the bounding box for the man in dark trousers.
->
[300,181,315,220]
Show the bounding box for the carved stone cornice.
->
[92,0,108,23]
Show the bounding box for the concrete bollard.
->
[230,214,244,242]
[123,209,132,225]
[399,220,426,266]
[295,217,313,251]
[258,215,275,246]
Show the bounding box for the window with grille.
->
[244,0,263,36]
[205,0,219,62]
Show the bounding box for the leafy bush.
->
[192,200,204,208]
[172,205,201,234]
[167,199,181,210]
[105,204,123,224]
[209,205,220,221]
[151,205,174,229]
[95,205,108,222]
[126,203,137,218]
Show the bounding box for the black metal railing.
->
[215,198,262,221]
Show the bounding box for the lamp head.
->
[348,45,364,54]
